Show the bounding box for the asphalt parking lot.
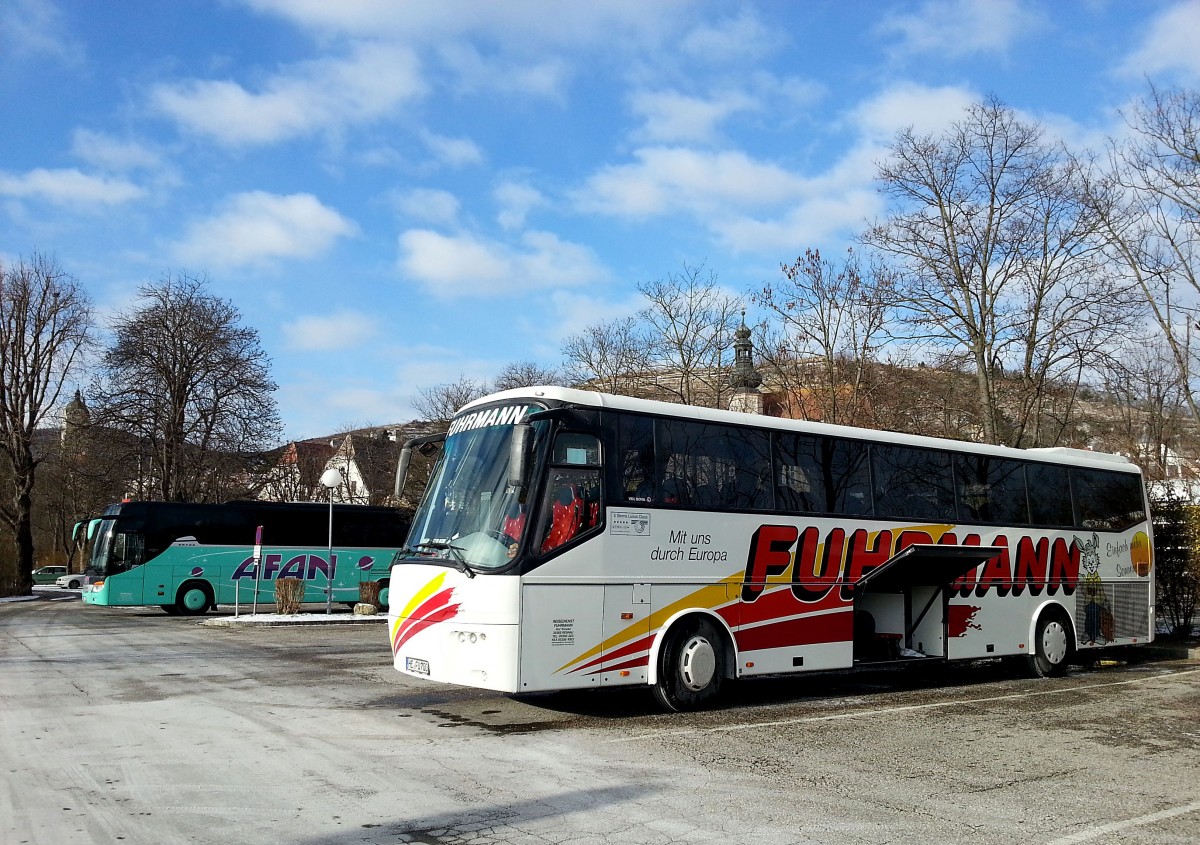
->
[3,597,1198,845]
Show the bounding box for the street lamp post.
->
[319,467,343,615]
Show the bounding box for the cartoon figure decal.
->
[1078,533,1114,645]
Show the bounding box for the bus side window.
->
[618,415,655,502]
[1071,467,1146,531]
[540,433,602,554]
[872,444,954,521]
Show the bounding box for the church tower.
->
[62,389,90,447]
[727,313,763,415]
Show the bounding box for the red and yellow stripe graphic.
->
[391,572,460,655]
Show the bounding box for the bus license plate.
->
[406,657,430,676]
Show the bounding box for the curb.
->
[202,614,387,628]
[1139,641,1200,661]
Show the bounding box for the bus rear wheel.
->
[160,604,180,615]
[1027,610,1073,678]
[175,582,213,616]
[653,618,726,712]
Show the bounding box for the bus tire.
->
[377,580,389,611]
[1027,608,1073,678]
[652,617,726,712]
[175,582,213,616]
[160,604,180,615]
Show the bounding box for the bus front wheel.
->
[653,618,726,712]
[175,582,213,616]
[1027,610,1073,678]
[160,604,180,615]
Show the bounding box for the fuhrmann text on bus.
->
[742,524,1081,604]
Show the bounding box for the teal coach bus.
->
[80,500,410,615]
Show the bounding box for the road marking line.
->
[608,668,1200,742]
[1045,798,1200,844]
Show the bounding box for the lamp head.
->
[319,468,343,489]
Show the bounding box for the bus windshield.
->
[89,517,118,576]
[88,516,146,577]
[408,410,542,571]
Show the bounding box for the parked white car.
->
[55,573,90,589]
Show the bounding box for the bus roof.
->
[457,385,1139,474]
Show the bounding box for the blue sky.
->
[3,0,1199,441]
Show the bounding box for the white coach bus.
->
[387,387,1153,710]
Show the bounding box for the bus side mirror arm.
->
[395,446,413,501]
[394,434,446,502]
[508,423,534,501]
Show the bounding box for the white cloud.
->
[397,228,607,296]
[174,191,358,268]
[849,82,978,140]
[150,41,425,146]
[876,0,1043,59]
[548,289,644,340]
[680,10,781,61]
[418,129,484,167]
[573,139,889,253]
[494,181,545,230]
[241,0,689,49]
[0,0,82,65]
[394,188,461,226]
[280,381,414,434]
[435,41,571,100]
[713,188,883,253]
[1119,1,1200,80]
[71,129,162,171]
[576,147,806,217]
[283,310,380,351]
[326,386,405,421]
[630,89,758,144]
[0,167,144,205]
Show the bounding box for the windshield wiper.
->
[415,541,477,579]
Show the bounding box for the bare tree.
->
[1096,84,1200,419]
[755,248,896,426]
[412,375,488,423]
[0,254,92,593]
[561,316,651,393]
[413,363,560,426]
[91,273,280,503]
[33,395,129,574]
[1100,338,1194,481]
[493,361,562,391]
[638,262,742,407]
[864,96,1131,446]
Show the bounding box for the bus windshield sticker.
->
[446,404,532,436]
[610,511,651,536]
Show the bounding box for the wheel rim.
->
[378,585,389,609]
[182,588,207,611]
[679,634,717,692]
[1041,620,1068,665]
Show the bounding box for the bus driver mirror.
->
[395,435,445,501]
[508,423,534,501]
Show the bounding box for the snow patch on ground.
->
[0,595,39,604]
[202,611,386,627]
